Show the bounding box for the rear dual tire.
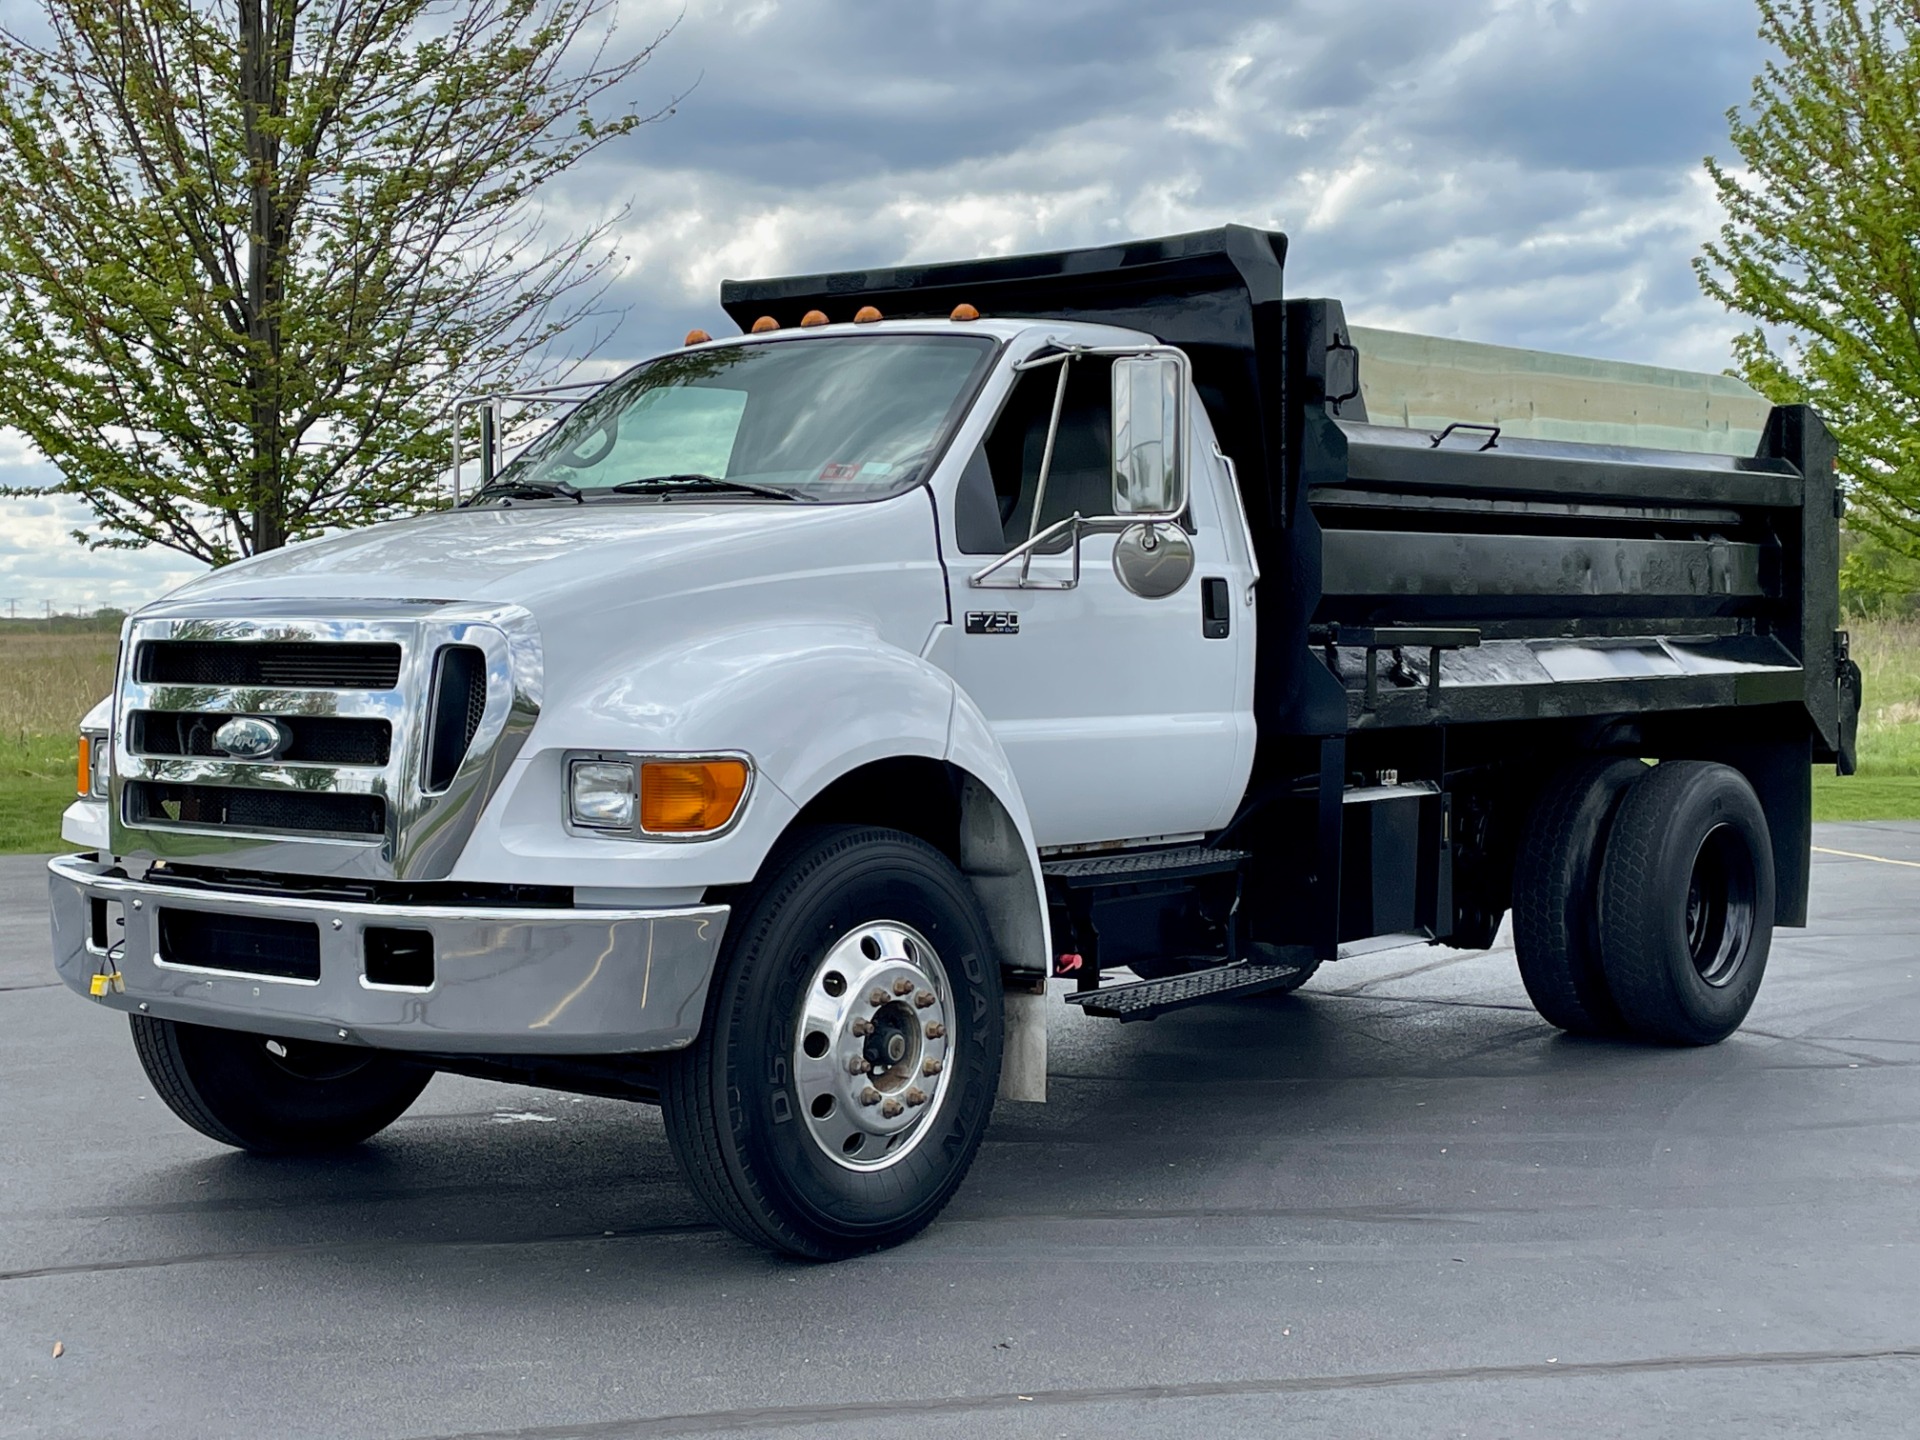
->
[1598,762,1774,1045]
[1513,759,1774,1046]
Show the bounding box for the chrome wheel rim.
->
[792,921,954,1171]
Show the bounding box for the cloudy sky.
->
[0,0,1773,614]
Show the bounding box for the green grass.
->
[0,733,82,853]
[0,621,119,853]
[1812,617,1920,821]
[1813,772,1920,821]
[0,615,1913,853]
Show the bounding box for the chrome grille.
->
[135,640,402,689]
[130,711,391,766]
[127,781,386,838]
[110,604,540,881]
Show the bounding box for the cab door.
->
[936,352,1257,849]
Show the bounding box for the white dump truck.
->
[51,227,1857,1258]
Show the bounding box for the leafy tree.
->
[1696,0,1920,556]
[1840,527,1920,616]
[0,0,672,564]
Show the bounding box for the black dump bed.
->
[723,226,1854,774]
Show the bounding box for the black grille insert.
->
[131,711,392,766]
[137,641,402,690]
[424,645,487,791]
[158,908,321,981]
[126,781,385,837]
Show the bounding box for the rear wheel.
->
[130,1016,430,1153]
[1598,761,1774,1045]
[662,826,1004,1259]
[1511,757,1644,1035]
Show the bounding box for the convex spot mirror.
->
[1111,353,1186,519]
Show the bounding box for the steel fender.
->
[947,684,1052,973]
[467,623,955,890]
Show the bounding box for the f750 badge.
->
[965,611,1019,635]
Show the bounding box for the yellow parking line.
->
[1812,845,1920,870]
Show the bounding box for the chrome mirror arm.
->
[449,381,604,504]
[1021,356,1077,583]
[971,515,1087,590]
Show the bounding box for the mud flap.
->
[998,985,1047,1102]
[1837,655,1863,777]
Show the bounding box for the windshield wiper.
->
[608,474,815,502]
[465,476,584,505]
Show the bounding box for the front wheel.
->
[130,1017,431,1153]
[662,826,1004,1259]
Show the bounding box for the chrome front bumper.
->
[48,854,729,1056]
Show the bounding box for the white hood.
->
[167,501,895,609]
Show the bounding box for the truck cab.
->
[49,227,1858,1258]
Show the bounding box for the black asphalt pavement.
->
[4,825,1919,1438]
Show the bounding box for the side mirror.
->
[1111,354,1186,518]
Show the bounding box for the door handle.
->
[1202,577,1230,639]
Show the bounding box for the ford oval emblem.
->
[212,716,291,760]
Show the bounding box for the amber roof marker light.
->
[853,305,883,323]
[950,303,981,321]
[684,328,712,346]
[800,309,830,328]
[750,316,780,333]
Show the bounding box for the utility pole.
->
[3,598,15,620]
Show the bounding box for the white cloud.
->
[0,0,1771,607]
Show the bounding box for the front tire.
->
[662,826,1004,1259]
[130,1017,431,1153]
[1598,762,1774,1045]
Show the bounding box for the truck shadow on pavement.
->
[50,960,1785,1289]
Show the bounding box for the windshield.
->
[483,334,997,503]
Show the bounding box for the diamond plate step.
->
[1041,845,1247,887]
[1064,953,1317,1022]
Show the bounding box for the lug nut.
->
[868,988,889,1007]
[846,1055,868,1074]
[851,1017,874,1036]
[905,1087,927,1107]
[892,978,914,996]
[881,1099,904,1119]
[859,1086,881,1106]
[925,1022,946,1039]
[914,990,935,1009]
[922,1058,942,1076]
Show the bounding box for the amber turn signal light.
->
[76,734,91,797]
[684,328,712,345]
[751,315,780,333]
[639,759,750,834]
[800,309,829,327]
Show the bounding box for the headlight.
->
[567,753,752,838]
[78,730,108,798]
[569,760,636,829]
